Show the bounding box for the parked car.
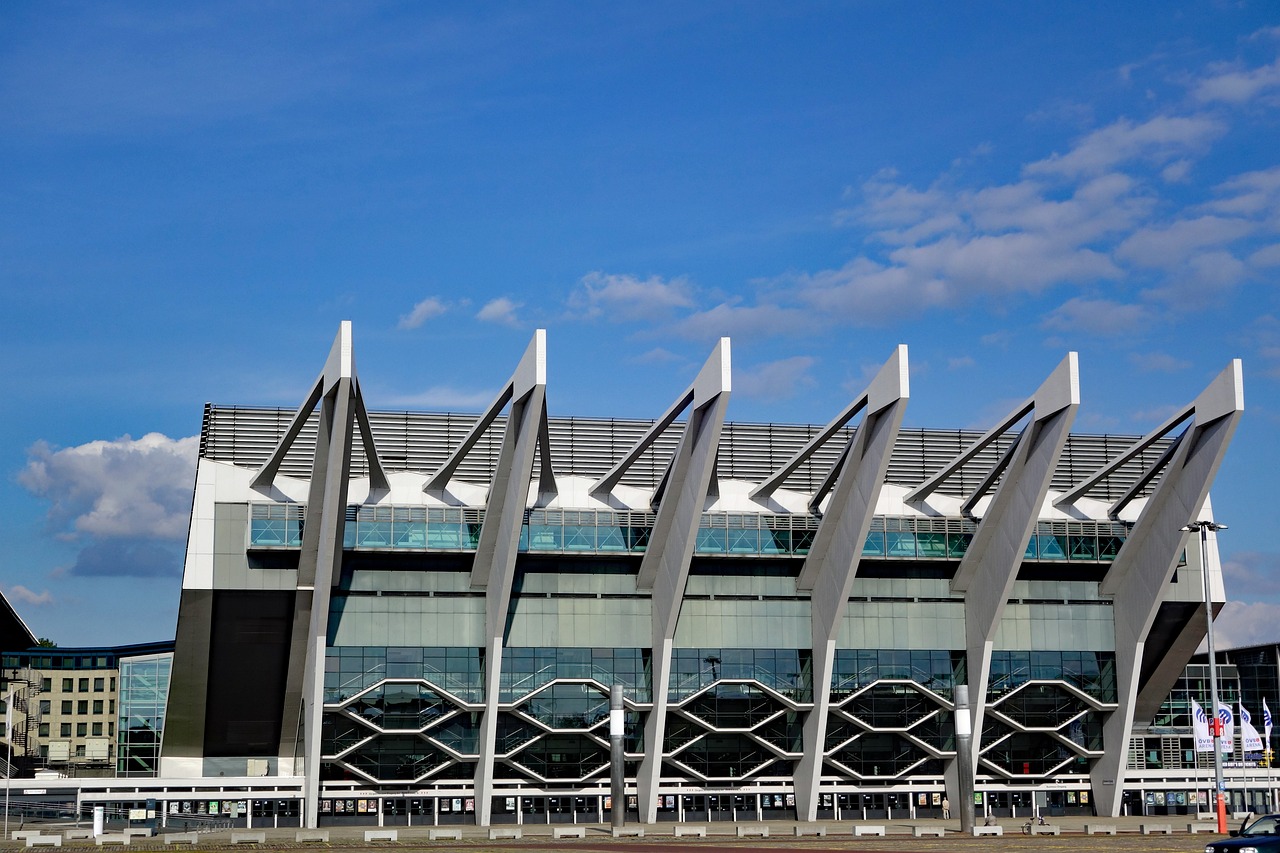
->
[1205,814,1280,853]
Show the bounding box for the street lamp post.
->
[1184,520,1228,833]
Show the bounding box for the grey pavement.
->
[0,813,1249,849]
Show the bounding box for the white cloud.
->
[1041,297,1154,337]
[1117,216,1256,268]
[1161,159,1192,183]
[397,297,449,330]
[1192,58,1280,104]
[1129,352,1190,373]
[18,433,198,540]
[1222,551,1280,601]
[476,296,521,326]
[734,356,818,400]
[1211,601,1280,650]
[668,300,816,340]
[948,356,976,371]
[1023,115,1225,179]
[568,272,696,321]
[382,386,497,410]
[1250,244,1280,267]
[1205,166,1280,219]
[4,585,53,606]
[632,347,683,364]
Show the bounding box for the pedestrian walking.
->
[942,797,951,819]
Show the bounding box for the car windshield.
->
[1244,817,1280,836]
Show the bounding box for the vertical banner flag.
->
[1192,698,1215,752]
[1265,698,1273,745]
[1241,702,1265,753]
[1217,701,1236,753]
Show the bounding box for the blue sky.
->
[2,2,1279,647]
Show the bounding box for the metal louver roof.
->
[201,405,1171,502]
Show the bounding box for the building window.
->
[61,700,72,715]
[60,723,71,737]
[94,678,105,692]
[109,700,115,714]
[108,722,114,737]
[40,678,51,692]
[92,700,103,714]
[92,722,103,737]
[39,700,50,715]
[38,723,49,738]
[74,744,85,757]
[110,677,116,692]
[62,678,73,692]
[78,678,89,692]
[77,701,88,715]
[76,723,87,737]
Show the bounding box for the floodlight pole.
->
[610,686,625,829]
[1185,521,1228,833]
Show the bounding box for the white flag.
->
[1192,698,1214,752]
[4,689,11,739]
[1217,701,1236,753]
[1265,698,1273,746]
[1241,703,1265,753]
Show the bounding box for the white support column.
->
[932,354,1080,788]
[1083,361,1243,817]
[791,346,909,822]
[427,331,550,828]
[257,323,385,829]
[628,340,731,824]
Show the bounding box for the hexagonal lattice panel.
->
[840,683,941,729]
[344,735,451,781]
[827,732,938,778]
[664,714,708,751]
[995,684,1089,729]
[348,683,452,731]
[507,734,609,781]
[980,731,1083,776]
[754,713,804,753]
[425,712,481,755]
[518,683,609,730]
[824,718,861,751]
[494,712,543,755]
[681,684,783,730]
[667,733,781,779]
[322,713,373,755]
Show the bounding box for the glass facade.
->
[500,648,649,702]
[324,647,483,704]
[248,504,1130,564]
[116,652,172,776]
[670,649,812,701]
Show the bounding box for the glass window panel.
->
[727,528,759,554]
[696,528,726,553]
[885,531,917,558]
[760,529,790,554]
[597,526,627,551]
[426,522,462,549]
[1038,535,1068,560]
[1068,535,1097,560]
[562,525,595,551]
[862,531,885,557]
[915,532,946,558]
[393,521,426,548]
[357,521,393,548]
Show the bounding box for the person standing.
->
[942,797,951,819]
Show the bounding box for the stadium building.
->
[150,323,1242,828]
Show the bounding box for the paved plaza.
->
[1,815,1234,851]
